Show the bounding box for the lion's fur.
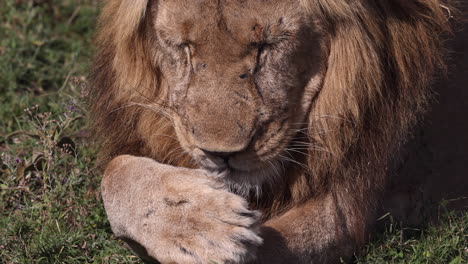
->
[90,0,453,249]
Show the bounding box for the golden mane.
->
[90,0,452,242]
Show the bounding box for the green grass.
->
[0,0,143,263]
[356,212,467,263]
[0,0,466,263]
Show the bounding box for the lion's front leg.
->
[101,155,262,264]
[252,193,364,264]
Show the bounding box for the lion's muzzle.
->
[184,93,258,155]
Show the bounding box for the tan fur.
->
[91,0,453,263]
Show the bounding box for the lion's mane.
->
[90,0,452,244]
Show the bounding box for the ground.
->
[0,1,466,263]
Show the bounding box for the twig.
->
[0,130,40,145]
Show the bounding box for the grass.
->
[356,212,467,263]
[0,0,466,263]
[0,0,144,263]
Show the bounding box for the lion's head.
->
[153,1,327,189]
[91,0,451,215]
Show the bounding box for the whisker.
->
[308,114,356,124]
[278,154,310,172]
[267,160,282,180]
[291,145,332,154]
[284,148,313,158]
[152,133,179,141]
[111,102,173,120]
[163,146,186,163]
[132,88,176,113]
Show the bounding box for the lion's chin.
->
[207,162,284,198]
[191,148,285,196]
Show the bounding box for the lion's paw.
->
[149,188,262,264]
[101,156,262,264]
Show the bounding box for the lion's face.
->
[151,0,326,186]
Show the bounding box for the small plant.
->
[2,102,81,188]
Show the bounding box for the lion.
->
[89,0,455,263]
